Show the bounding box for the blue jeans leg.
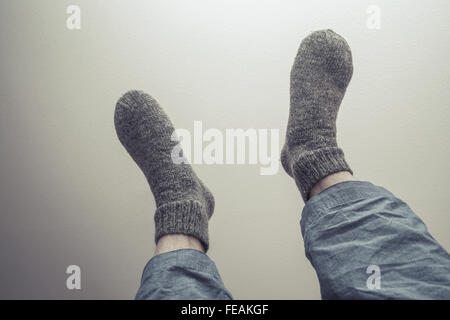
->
[301,181,450,299]
[135,248,233,300]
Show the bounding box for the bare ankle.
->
[309,171,355,199]
[154,234,205,256]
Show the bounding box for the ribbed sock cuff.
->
[154,200,210,252]
[292,147,352,202]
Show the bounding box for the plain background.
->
[0,0,449,299]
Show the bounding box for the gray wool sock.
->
[114,90,214,251]
[281,29,353,202]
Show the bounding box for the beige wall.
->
[0,0,449,299]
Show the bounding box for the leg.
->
[304,177,450,299]
[135,246,232,300]
[115,91,232,300]
[282,30,450,299]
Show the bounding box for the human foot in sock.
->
[281,29,354,202]
[114,90,214,251]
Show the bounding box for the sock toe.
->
[295,29,353,89]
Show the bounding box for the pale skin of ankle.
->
[154,234,205,256]
[309,171,355,199]
[154,171,354,256]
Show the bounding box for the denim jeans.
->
[135,181,450,300]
